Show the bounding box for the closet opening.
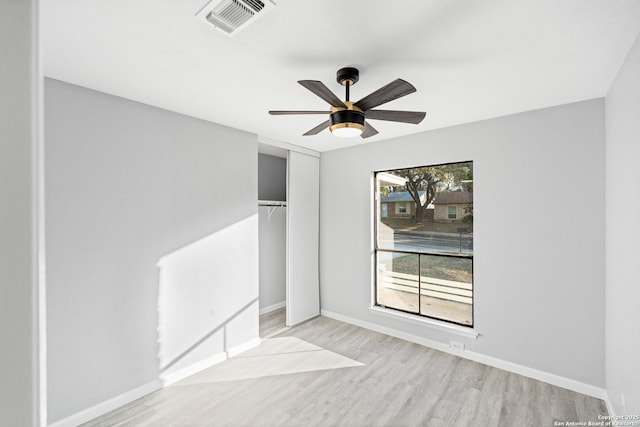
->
[258,152,287,338]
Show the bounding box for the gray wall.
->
[258,153,286,201]
[0,1,41,425]
[320,99,605,387]
[45,79,259,423]
[605,31,640,415]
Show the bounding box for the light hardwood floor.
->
[83,313,607,426]
[259,307,287,338]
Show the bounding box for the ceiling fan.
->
[269,67,426,139]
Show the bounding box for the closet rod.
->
[258,200,287,207]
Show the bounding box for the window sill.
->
[369,306,479,339]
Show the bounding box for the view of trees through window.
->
[375,161,474,326]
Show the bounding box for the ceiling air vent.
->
[196,0,275,36]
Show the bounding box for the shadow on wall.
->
[156,215,260,385]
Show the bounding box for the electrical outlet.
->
[450,341,465,351]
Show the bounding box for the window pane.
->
[448,206,457,219]
[376,251,419,314]
[419,255,473,325]
[376,163,473,255]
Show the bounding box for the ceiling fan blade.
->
[365,110,426,124]
[361,121,379,139]
[269,110,329,115]
[303,120,330,136]
[355,79,417,111]
[298,80,347,108]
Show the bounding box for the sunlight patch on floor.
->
[175,337,364,385]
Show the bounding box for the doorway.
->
[258,153,287,337]
[258,149,320,336]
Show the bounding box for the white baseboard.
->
[48,380,161,427]
[227,337,262,358]
[160,352,228,387]
[259,301,285,315]
[49,337,262,426]
[604,391,616,416]
[321,309,607,401]
[162,337,262,386]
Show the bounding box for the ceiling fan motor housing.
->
[330,109,365,133]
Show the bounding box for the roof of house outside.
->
[434,191,473,204]
[381,191,425,203]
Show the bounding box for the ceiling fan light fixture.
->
[331,123,364,138]
[329,109,365,138]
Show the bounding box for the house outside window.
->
[434,192,473,222]
[396,202,409,215]
[374,161,474,327]
[382,193,426,219]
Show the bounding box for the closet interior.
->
[258,153,287,336]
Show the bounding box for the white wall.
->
[0,1,42,425]
[320,99,605,388]
[45,79,259,424]
[605,31,640,415]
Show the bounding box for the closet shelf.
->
[259,200,286,220]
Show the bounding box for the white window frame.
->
[448,205,457,219]
[373,162,474,329]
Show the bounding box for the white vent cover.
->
[196,0,275,36]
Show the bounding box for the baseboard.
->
[227,337,262,358]
[162,336,262,386]
[160,352,228,387]
[321,309,607,401]
[49,337,262,426]
[604,391,616,416]
[259,301,285,315]
[48,380,161,427]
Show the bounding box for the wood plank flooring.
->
[259,307,287,338]
[83,313,607,426]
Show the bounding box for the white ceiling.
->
[42,0,640,153]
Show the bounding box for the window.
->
[374,161,473,326]
[396,202,409,215]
